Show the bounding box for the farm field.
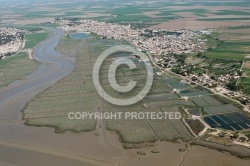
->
[187,108,201,116]
[143,93,179,102]
[24,32,49,49]
[239,62,250,94]
[0,52,38,87]
[179,89,210,97]
[185,119,205,135]
[240,77,250,94]
[1,0,250,28]
[191,97,210,107]
[204,41,250,60]
[201,96,222,106]
[198,18,250,21]
[203,104,240,115]
[55,33,84,56]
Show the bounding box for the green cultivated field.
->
[24,11,57,18]
[108,15,151,23]
[185,119,205,135]
[64,11,83,16]
[1,0,250,25]
[24,32,49,49]
[240,77,250,94]
[213,10,250,16]
[198,18,250,21]
[203,104,240,115]
[0,52,38,86]
[155,8,209,17]
[204,41,250,60]
[55,34,82,55]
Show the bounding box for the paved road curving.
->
[0,28,75,121]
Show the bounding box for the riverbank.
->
[0,52,38,87]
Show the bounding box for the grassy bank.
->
[55,34,82,55]
[204,41,250,60]
[24,32,49,49]
[0,52,38,86]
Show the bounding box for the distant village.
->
[59,19,205,56]
[0,27,25,60]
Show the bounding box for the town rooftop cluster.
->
[0,27,24,59]
[59,19,204,57]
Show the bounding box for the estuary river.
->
[0,28,75,121]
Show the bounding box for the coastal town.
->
[59,19,205,56]
[58,19,250,110]
[0,27,25,59]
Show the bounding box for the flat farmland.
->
[150,1,250,29]
[106,106,193,143]
[24,32,49,49]
[4,0,250,29]
[179,89,210,97]
[55,34,83,56]
[147,106,193,141]
[0,52,38,87]
[143,93,179,102]
[106,119,158,143]
[240,62,250,94]
[185,119,205,135]
[243,61,250,69]
[201,96,222,106]
[144,99,196,108]
[203,104,240,115]
[191,97,210,107]
[5,0,250,29]
[203,41,250,60]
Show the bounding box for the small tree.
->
[233,132,239,139]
